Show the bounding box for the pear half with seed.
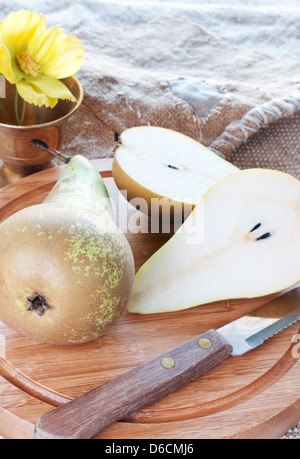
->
[127,168,300,314]
[112,126,238,217]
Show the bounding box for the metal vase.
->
[0,76,83,188]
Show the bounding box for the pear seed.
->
[256,232,271,241]
[167,164,179,170]
[250,223,261,232]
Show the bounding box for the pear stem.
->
[30,139,71,164]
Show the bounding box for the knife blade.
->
[34,287,300,439]
[218,287,300,355]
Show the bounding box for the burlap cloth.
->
[1,1,300,439]
[64,15,300,186]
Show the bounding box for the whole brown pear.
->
[0,156,135,344]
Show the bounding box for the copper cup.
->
[0,76,83,188]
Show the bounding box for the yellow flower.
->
[0,10,84,108]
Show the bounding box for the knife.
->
[34,287,300,439]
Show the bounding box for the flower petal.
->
[0,43,14,82]
[25,74,76,102]
[1,10,46,57]
[27,26,84,79]
[0,43,28,83]
[16,79,58,108]
[48,35,85,79]
[26,26,65,66]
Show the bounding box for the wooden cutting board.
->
[0,159,299,440]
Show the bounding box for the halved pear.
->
[127,168,300,314]
[112,126,238,217]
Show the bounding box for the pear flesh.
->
[0,156,135,344]
[113,126,238,214]
[127,169,300,314]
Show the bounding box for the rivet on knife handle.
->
[34,329,233,439]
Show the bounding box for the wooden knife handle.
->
[34,329,232,439]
